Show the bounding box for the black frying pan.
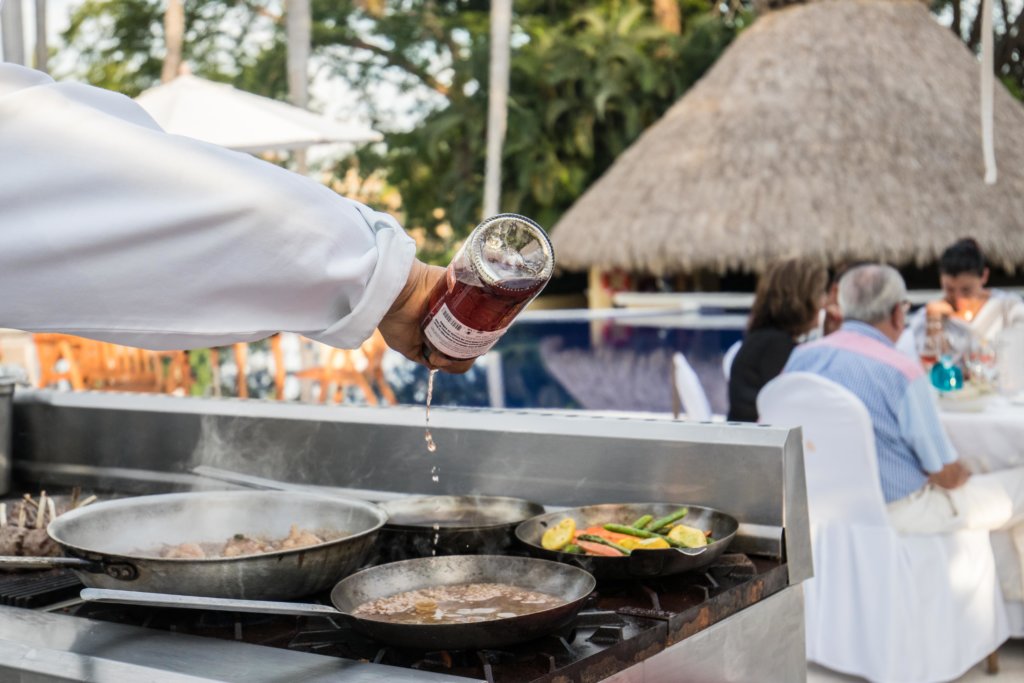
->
[81,555,596,650]
[375,495,545,561]
[516,503,738,579]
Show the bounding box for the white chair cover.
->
[758,372,1008,683]
[672,352,712,422]
[722,340,742,381]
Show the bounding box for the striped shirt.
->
[785,321,958,503]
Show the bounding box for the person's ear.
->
[981,267,990,287]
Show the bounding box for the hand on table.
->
[377,259,474,374]
[928,461,971,490]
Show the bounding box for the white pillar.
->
[286,0,311,175]
[482,0,512,218]
[1,0,26,65]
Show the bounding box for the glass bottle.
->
[421,213,554,363]
[929,321,964,392]
[919,310,943,371]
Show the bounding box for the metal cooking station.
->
[2,390,812,682]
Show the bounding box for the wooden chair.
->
[292,330,396,406]
[33,334,188,394]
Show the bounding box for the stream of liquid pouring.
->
[425,369,440,554]
[424,369,438,453]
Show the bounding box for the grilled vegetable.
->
[562,544,584,554]
[541,518,576,551]
[579,525,637,545]
[577,534,631,556]
[575,540,625,557]
[630,514,653,529]
[618,536,671,551]
[667,524,709,548]
[604,523,665,539]
[602,523,688,549]
[645,508,689,532]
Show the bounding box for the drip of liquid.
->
[424,369,438,453]
[431,465,440,484]
[432,522,440,556]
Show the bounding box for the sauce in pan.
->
[352,582,563,625]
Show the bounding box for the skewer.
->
[70,486,81,510]
[0,503,6,527]
[36,491,47,529]
[47,497,57,527]
[22,493,37,509]
[77,495,97,509]
[17,502,26,529]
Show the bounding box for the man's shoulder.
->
[795,329,923,381]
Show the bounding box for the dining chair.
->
[671,352,712,421]
[722,340,742,381]
[758,372,1007,682]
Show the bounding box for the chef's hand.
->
[928,461,971,490]
[378,259,474,374]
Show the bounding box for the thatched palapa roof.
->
[550,0,1024,275]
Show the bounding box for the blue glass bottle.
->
[930,355,964,392]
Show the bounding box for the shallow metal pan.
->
[375,495,545,561]
[0,490,387,599]
[515,502,738,579]
[82,555,596,651]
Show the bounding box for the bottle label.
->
[424,304,508,360]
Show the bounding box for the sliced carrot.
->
[578,526,637,544]
[575,539,624,557]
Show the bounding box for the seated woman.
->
[727,258,827,422]
[907,238,1024,356]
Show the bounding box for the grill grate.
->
[0,569,82,608]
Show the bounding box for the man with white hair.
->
[785,264,1024,577]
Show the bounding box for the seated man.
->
[786,263,1024,593]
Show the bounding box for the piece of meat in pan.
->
[161,542,207,559]
[222,534,272,557]
[279,525,322,550]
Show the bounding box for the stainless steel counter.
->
[7,389,813,682]
[0,605,475,683]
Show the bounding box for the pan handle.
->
[0,556,99,571]
[81,588,345,619]
[0,555,140,579]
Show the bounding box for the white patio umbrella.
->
[135,73,382,153]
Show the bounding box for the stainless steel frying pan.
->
[375,495,545,561]
[0,490,387,599]
[82,555,596,651]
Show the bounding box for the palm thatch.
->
[551,0,1024,275]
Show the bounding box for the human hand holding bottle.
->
[378,259,475,374]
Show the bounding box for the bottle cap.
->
[468,214,554,290]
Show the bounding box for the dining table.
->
[939,392,1024,472]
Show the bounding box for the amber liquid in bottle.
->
[422,266,545,362]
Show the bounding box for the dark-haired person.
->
[727,258,828,422]
[907,238,1024,356]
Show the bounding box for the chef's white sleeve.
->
[0,64,416,350]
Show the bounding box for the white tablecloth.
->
[940,395,1024,472]
[941,394,1024,609]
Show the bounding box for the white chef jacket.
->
[0,64,415,350]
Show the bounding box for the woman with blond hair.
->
[727,258,829,422]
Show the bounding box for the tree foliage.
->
[322,0,747,260]
[932,0,1024,102]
